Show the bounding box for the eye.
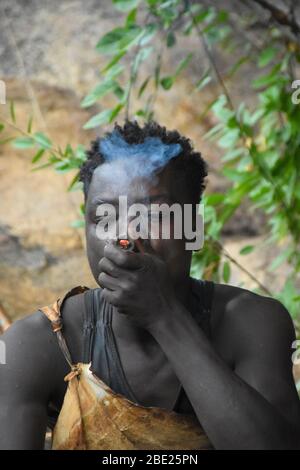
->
[94,216,104,224]
[94,214,117,225]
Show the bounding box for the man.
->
[0,120,299,449]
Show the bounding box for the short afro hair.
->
[79,119,208,204]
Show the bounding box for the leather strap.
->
[39,285,90,372]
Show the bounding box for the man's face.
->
[84,162,193,289]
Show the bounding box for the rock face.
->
[0,78,98,319]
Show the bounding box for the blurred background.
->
[0,0,299,384]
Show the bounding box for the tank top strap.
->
[82,288,139,403]
[82,287,113,362]
[38,285,90,370]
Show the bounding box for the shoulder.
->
[59,288,88,363]
[0,287,89,399]
[211,282,295,360]
[0,310,60,401]
[2,309,57,359]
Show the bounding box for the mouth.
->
[114,237,145,254]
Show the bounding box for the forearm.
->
[0,403,47,449]
[149,301,299,450]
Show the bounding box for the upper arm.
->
[227,293,300,432]
[0,312,57,449]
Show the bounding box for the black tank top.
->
[82,277,214,415]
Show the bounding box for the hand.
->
[98,243,176,331]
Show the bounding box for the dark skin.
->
[0,163,300,450]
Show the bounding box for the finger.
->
[98,257,127,278]
[104,243,142,269]
[98,272,120,291]
[101,288,123,307]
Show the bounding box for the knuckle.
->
[109,262,117,276]
[102,288,110,301]
[117,255,127,267]
[122,280,133,292]
[114,291,124,305]
[98,271,107,283]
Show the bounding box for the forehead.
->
[86,161,173,206]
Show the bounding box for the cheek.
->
[149,219,176,240]
[85,223,105,274]
[151,237,184,263]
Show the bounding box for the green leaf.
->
[223,261,231,283]
[192,8,212,25]
[228,56,250,78]
[221,147,245,162]
[211,94,233,122]
[125,8,137,26]
[33,132,52,149]
[160,76,174,90]
[54,160,72,173]
[218,129,240,148]
[239,245,254,255]
[100,51,126,74]
[132,46,153,78]
[106,64,125,80]
[269,247,293,271]
[203,122,223,140]
[166,31,176,47]
[138,76,151,98]
[274,278,300,319]
[67,172,80,191]
[80,203,86,215]
[112,0,140,12]
[174,53,194,77]
[80,80,118,108]
[96,25,143,55]
[135,109,147,118]
[205,193,225,205]
[70,219,85,228]
[0,123,4,133]
[112,84,125,101]
[139,23,157,46]
[110,103,124,121]
[195,74,212,91]
[30,162,53,172]
[10,100,16,124]
[83,105,123,129]
[74,145,87,163]
[27,115,33,133]
[252,64,281,88]
[218,204,239,224]
[0,136,14,145]
[12,136,35,149]
[31,148,45,163]
[154,52,162,89]
[258,47,277,68]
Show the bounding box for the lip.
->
[109,236,146,254]
[117,238,135,251]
